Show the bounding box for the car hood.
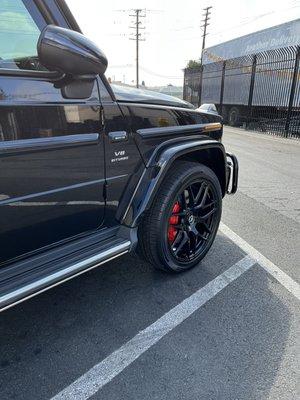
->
[111,84,195,109]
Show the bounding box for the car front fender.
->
[117,139,228,227]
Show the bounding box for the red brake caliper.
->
[168,202,181,243]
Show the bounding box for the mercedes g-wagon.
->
[0,0,238,311]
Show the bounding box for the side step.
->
[0,229,131,312]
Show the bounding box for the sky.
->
[66,0,300,87]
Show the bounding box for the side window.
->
[0,0,46,71]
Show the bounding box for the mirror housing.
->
[37,25,108,77]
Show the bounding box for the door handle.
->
[108,131,128,142]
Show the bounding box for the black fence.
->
[183,46,300,138]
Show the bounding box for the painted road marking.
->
[219,222,300,300]
[51,255,256,400]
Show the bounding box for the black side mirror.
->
[38,25,107,76]
[37,25,108,98]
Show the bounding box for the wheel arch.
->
[118,140,227,227]
[175,147,226,197]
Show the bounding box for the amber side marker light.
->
[203,122,222,132]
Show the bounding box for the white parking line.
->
[219,222,300,300]
[51,224,300,400]
[51,255,256,400]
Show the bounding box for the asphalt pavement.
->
[0,127,299,400]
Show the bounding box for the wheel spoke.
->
[193,186,210,211]
[202,223,212,234]
[203,208,217,220]
[189,231,198,254]
[192,223,209,242]
[172,230,183,248]
[186,233,192,259]
[172,224,185,230]
[172,211,187,217]
[194,182,205,203]
[199,185,209,208]
[174,232,189,256]
[187,186,195,206]
[202,200,216,210]
[197,208,217,222]
[196,232,208,241]
[180,191,188,211]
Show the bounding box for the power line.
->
[208,5,300,39]
[200,6,212,65]
[172,4,299,41]
[108,64,183,79]
[140,66,183,79]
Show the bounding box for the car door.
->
[97,78,145,226]
[0,0,105,265]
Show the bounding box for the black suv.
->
[0,0,238,311]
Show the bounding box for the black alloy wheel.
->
[138,161,222,272]
[167,180,218,262]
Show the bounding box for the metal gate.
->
[183,46,300,139]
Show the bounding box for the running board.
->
[0,234,130,312]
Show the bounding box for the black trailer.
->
[183,21,300,138]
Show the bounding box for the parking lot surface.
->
[0,127,299,400]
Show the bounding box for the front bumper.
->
[226,153,238,194]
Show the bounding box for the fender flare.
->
[119,139,227,227]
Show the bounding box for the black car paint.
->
[0,73,223,266]
[118,102,222,162]
[0,75,105,265]
[0,0,236,307]
[0,83,223,265]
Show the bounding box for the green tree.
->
[186,60,201,69]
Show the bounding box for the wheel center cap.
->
[188,214,194,224]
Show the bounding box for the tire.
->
[228,107,240,127]
[137,161,222,272]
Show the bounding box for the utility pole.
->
[200,6,212,65]
[129,9,145,88]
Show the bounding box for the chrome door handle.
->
[108,131,128,142]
